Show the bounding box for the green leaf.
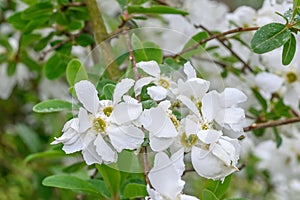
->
[25,149,66,163]
[250,23,291,54]
[142,100,157,109]
[62,162,86,173]
[127,5,188,15]
[75,34,94,47]
[182,31,209,58]
[205,175,232,198]
[67,20,84,31]
[34,32,54,51]
[88,179,111,199]
[103,84,116,100]
[7,12,29,30]
[66,59,88,86]
[251,88,267,111]
[123,183,147,199]
[7,61,17,76]
[143,41,163,63]
[202,189,219,200]
[96,164,121,198]
[16,124,42,153]
[44,53,70,80]
[117,0,126,10]
[42,175,100,195]
[33,99,73,113]
[131,34,147,61]
[282,33,296,65]
[273,127,282,148]
[19,50,41,71]
[224,198,249,200]
[21,2,53,20]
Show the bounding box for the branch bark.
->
[84,0,120,80]
[244,117,300,132]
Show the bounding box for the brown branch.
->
[166,26,259,59]
[199,25,254,73]
[244,117,300,132]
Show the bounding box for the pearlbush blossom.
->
[52,60,247,196]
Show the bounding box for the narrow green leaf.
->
[21,2,53,20]
[33,99,73,113]
[7,12,29,31]
[127,5,188,15]
[103,84,116,100]
[25,149,66,163]
[250,23,291,54]
[88,179,111,199]
[16,124,42,153]
[7,61,17,76]
[123,183,147,199]
[75,33,94,47]
[96,164,121,198]
[273,127,282,148]
[34,32,54,51]
[251,88,267,111]
[202,189,219,200]
[66,59,88,86]
[282,33,296,65]
[42,175,100,195]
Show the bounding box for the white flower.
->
[173,116,240,181]
[52,79,144,165]
[255,72,284,99]
[135,60,177,101]
[177,62,210,103]
[146,150,199,200]
[140,101,179,152]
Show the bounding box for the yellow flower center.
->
[93,117,106,133]
[286,71,297,83]
[201,123,209,130]
[103,106,113,117]
[180,132,198,148]
[169,114,179,128]
[158,78,170,89]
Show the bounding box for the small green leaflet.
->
[33,99,73,113]
[123,183,147,199]
[127,5,188,15]
[66,59,88,86]
[42,175,100,195]
[250,23,291,54]
[282,33,296,65]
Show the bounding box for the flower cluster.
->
[52,60,247,199]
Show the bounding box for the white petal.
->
[147,86,168,101]
[62,135,83,154]
[94,135,117,163]
[147,185,163,200]
[215,107,245,127]
[140,106,178,138]
[284,87,299,112]
[75,80,99,115]
[183,117,200,136]
[136,60,161,78]
[178,78,210,100]
[191,146,236,181]
[177,95,200,118]
[201,91,220,122]
[113,78,135,104]
[180,194,199,200]
[110,98,142,125]
[82,142,103,165]
[197,130,222,144]
[170,148,185,177]
[107,125,144,152]
[134,77,155,96]
[221,88,247,107]
[184,61,197,79]
[255,72,284,94]
[78,107,92,133]
[158,100,171,111]
[150,135,175,152]
[148,152,184,199]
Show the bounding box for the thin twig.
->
[124,30,140,80]
[244,117,300,132]
[166,26,259,59]
[199,25,254,73]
